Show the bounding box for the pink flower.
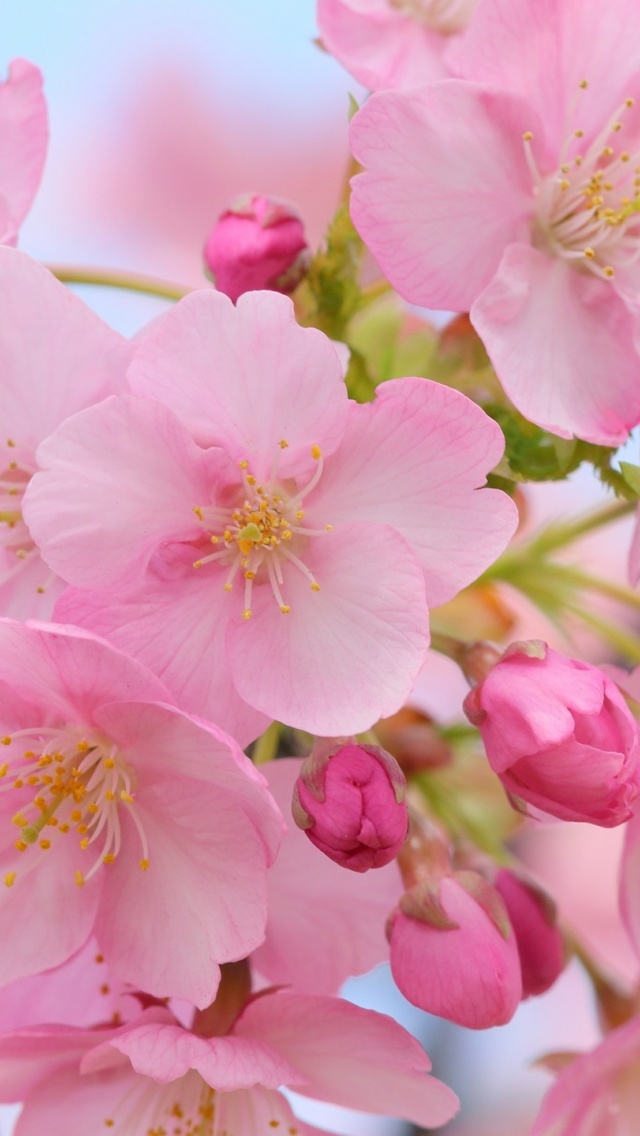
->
[463,641,640,826]
[317,0,477,91]
[203,193,310,302]
[0,247,130,619]
[350,0,640,443]
[24,289,517,738]
[292,738,408,871]
[388,870,522,1028]
[494,868,565,999]
[0,60,47,245]
[0,990,459,1134]
[253,757,403,994]
[530,1017,640,1135]
[0,619,283,1006]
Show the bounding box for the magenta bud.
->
[291,741,409,872]
[463,642,640,827]
[494,869,566,999]
[203,193,310,302]
[388,871,522,1029]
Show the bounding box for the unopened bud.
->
[387,870,522,1029]
[464,642,640,826]
[203,193,310,302]
[494,869,566,999]
[292,740,408,872]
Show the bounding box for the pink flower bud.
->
[387,871,522,1029]
[203,193,310,302]
[463,642,640,826]
[291,741,408,872]
[494,869,566,999]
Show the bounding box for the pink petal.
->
[306,377,517,607]
[128,289,349,481]
[0,60,47,234]
[25,394,220,589]
[95,779,274,1008]
[472,244,640,444]
[0,938,137,1030]
[55,574,269,747]
[14,1065,160,1136]
[94,701,283,863]
[0,822,100,986]
[620,810,640,957]
[350,82,537,310]
[452,0,640,153]
[228,523,430,734]
[236,992,459,1128]
[0,248,130,450]
[0,1028,97,1103]
[110,1021,302,1089]
[253,758,402,994]
[0,619,170,725]
[317,0,448,91]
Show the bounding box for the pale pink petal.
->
[25,395,219,589]
[452,0,640,152]
[228,524,429,734]
[350,82,537,310]
[128,290,349,480]
[0,248,130,449]
[253,758,402,994]
[306,377,517,607]
[110,1021,302,1089]
[318,0,448,90]
[236,992,459,1128]
[0,619,170,725]
[215,1087,308,1134]
[94,701,283,863]
[472,244,640,444]
[55,575,269,747]
[0,549,65,620]
[14,1065,160,1136]
[0,822,100,985]
[0,60,47,233]
[0,938,136,1030]
[95,779,274,1008]
[0,1029,97,1102]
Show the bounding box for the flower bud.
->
[464,641,640,826]
[203,193,310,302]
[387,870,522,1029]
[292,741,408,872]
[494,869,566,999]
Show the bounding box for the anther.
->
[310,582,320,592]
[75,871,85,887]
[139,858,150,870]
[522,131,533,141]
[311,445,322,460]
[280,604,291,614]
[242,609,253,620]
[4,872,16,887]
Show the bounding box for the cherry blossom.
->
[350,0,640,443]
[0,989,459,1135]
[0,620,283,1006]
[24,289,517,737]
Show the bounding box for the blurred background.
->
[0,2,636,1133]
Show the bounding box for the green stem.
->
[529,500,635,557]
[252,721,280,766]
[47,264,195,303]
[565,603,640,663]
[429,631,470,664]
[553,566,640,611]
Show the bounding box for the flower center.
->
[526,85,640,281]
[387,0,476,34]
[192,442,332,621]
[0,438,42,577]
[1,725,149,889]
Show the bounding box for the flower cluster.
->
[4,0,640,1131]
